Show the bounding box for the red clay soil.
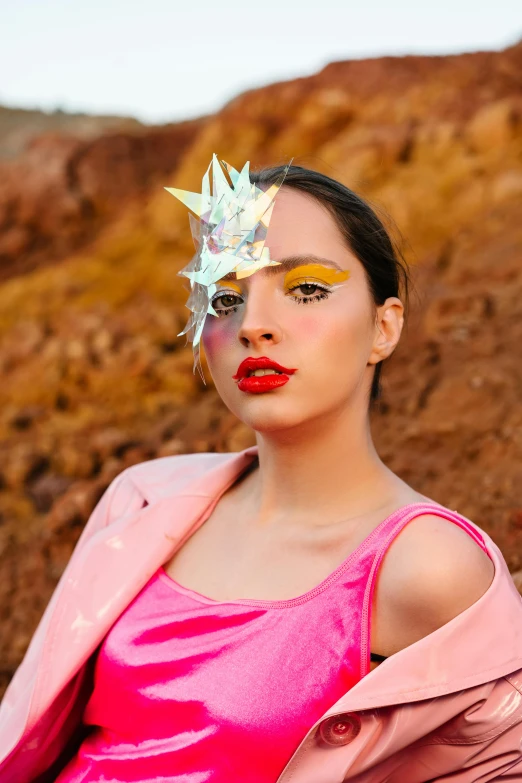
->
[0,117,206,281]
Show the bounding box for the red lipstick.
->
[233,356,297,394]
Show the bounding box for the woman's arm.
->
[370,524,521,783]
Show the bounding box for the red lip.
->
[233,356,297,380]
[233,356,298,394]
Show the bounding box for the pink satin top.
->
[56,502,488,783]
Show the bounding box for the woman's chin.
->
[233,402,312,436]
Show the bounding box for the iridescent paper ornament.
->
[165,154,290,379]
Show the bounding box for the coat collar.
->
[31,445,522,725]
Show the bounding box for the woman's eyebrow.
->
[219,255,344,282]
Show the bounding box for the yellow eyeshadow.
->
[284,264,350,288]
[215,265,349,296]
[216,279,242,294]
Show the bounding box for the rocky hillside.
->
[0,110,206,280]
[1,42,522,696]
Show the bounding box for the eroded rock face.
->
[1,42,522,697]
[0,117,205,280]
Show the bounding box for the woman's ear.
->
[368,297,404,365]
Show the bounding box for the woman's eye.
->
[297,283,321,296]
[287,281,332,303]
[211,293,242,314]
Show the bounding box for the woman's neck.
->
[242,405,404,530]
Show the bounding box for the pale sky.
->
[2,0,521,124]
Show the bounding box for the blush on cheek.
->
[202,318,235,359]
[291,314,324,340]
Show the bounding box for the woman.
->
[1,161,522,783]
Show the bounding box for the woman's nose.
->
[236,287,283,349]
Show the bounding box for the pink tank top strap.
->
[359,502,491,674]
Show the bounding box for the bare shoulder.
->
[371,513,495,658]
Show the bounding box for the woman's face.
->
[201,187,403,434]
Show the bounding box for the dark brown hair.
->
[250,164,410,405]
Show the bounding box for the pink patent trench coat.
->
[2,446,522,783]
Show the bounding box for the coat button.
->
[318,713,361,746]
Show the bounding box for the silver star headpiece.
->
[165,154,291,380]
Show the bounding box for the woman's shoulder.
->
[371,506,496,658]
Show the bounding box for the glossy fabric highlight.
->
[55,559,366,783]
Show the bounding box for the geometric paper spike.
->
[164,154,291,381]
